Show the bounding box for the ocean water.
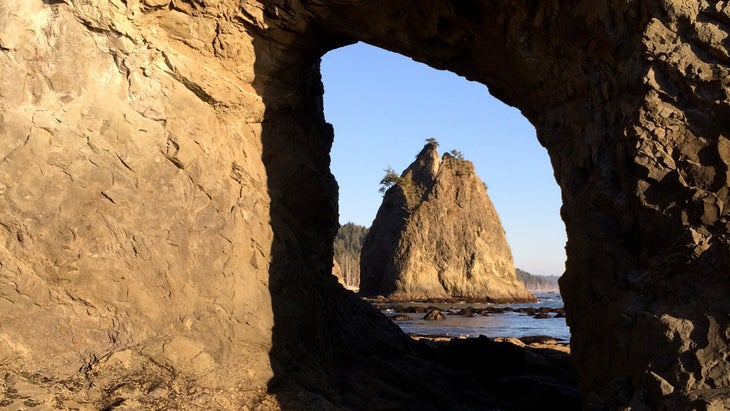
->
[379,291,571,343]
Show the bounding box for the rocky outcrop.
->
[423,309,446,321]
[360,142,535,302]
[1,0,729,409]
[331,257,343,282]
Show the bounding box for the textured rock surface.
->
[0,0,729,409]
[360,142,535,302]
[0,0,277,408]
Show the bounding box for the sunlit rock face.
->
[0,0,728,409]
[0,0,278,408]
[360,142,535,303]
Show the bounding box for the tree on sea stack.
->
[378,166,405,194]
[359,140,535,303]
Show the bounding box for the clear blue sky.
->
[321,42,566,277]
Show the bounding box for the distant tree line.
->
[333,222,369,288]
[516,268,560,291]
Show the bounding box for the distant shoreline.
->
[361,293,548,305]
[359,284,561,305]
[374,301,566,319]
[409,333,571,354]
[371,291,570,343]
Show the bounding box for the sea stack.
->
[360,141,535,302]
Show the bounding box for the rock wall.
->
[360,142,535,302]
[0,0,280,407]
[0,0,728,409]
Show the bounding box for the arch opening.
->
[322,42,568,337]
[323,42,566,280]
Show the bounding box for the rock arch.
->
[0,0,728,409]
[259,2,730,407]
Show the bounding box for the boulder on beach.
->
[423,309,446,321]
[459,308,475,317]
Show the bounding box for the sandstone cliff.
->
[360,142,535,302]
[0,1,277,408]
